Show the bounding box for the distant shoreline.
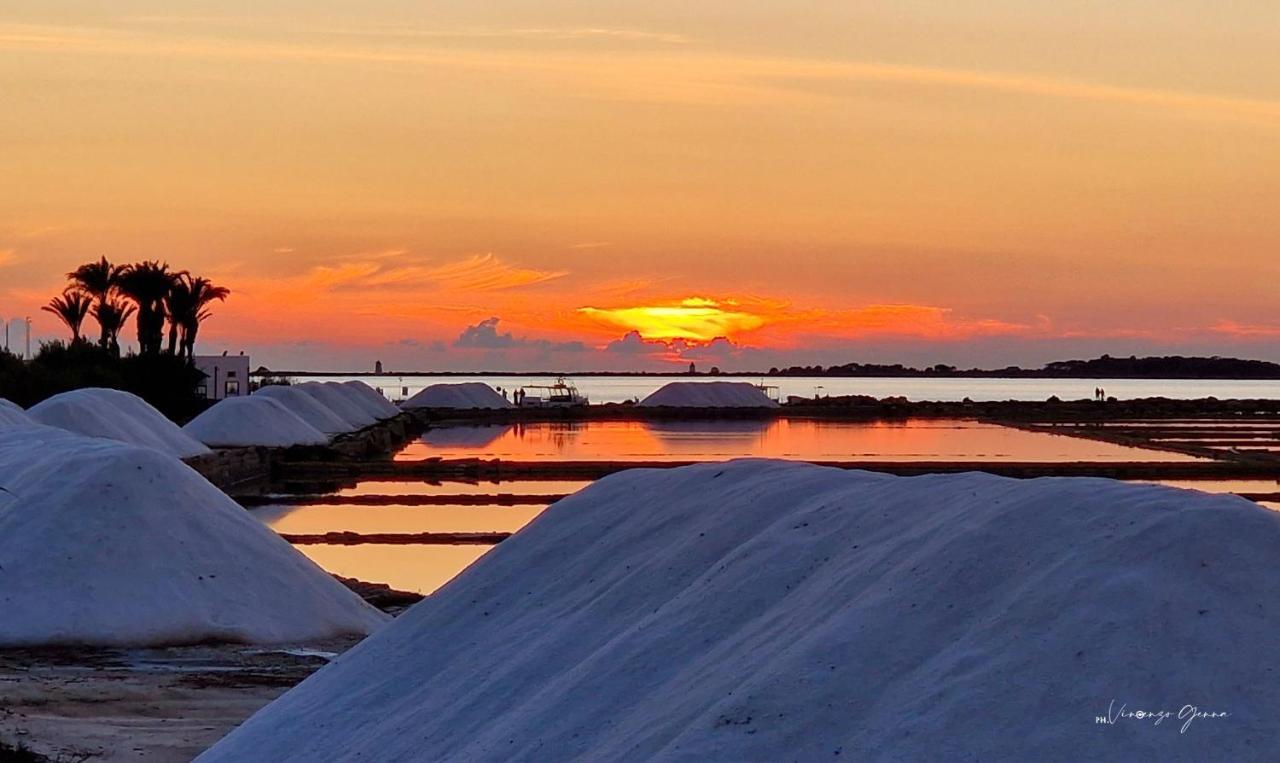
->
[260,370,1280,380]
[254,355,1280,381]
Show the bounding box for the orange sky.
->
[1,3,1278,370]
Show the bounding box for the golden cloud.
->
[578,298,767,341]
[288,252,565,293]
[577,298,1033,345]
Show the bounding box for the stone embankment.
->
[186,412,417,495]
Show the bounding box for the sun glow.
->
[577,298,766,341]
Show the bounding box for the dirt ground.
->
[0,639,361,762]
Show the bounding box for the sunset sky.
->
[2,2,1278,371]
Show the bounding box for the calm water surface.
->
[395,419,1201,463]
[254,503,546,535]
[295,374,1280,404]
[324,479,591,497]
[296,544,494,594]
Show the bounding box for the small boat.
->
[518,377,589,407]
[755,382,781,403]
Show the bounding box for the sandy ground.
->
[0,639,360,761]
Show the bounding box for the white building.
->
[194,354,251,400]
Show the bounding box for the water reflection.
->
[396,419,1199,462]
[331,479,592,497]
[420,424,514,449]
[1140,479,1280,494]
[296,544,494,594]
[252,503,547,534]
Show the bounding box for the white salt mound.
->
[184,397,330,448]
[28,387,211,458]
[296,382,379,429]
[0,426,387,647]
[340,381,401,419]
[200,460,1280,762]
[400,382,513,410]
[253,385,355,436]
[639,381,778,408]
[0,398,34,427]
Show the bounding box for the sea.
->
[282,374,1280,404]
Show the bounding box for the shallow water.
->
[1140,479,1280,494]
[327,479,592,497]
[295,544,495,594]
[252,503,548,535]
[395,419,1201,463]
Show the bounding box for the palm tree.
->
[91,296,135,355]
[42,289,93,343]
[67,257,125,348]
[166,274,230,360]
[165,281,189,357]
[118,261,182,356]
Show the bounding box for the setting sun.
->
[577,298,766,342]
[0,2,1277,372]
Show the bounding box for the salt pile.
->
[296,382,379,429]
[340,381,401,419]
[253,385,355,436]
[184,396,330,448]
[28,387,211,457]
[639,381,778,408]
[0,426,387,647]
[0,398,34,427]
[200,460,1280,761]
[400,382,513,410]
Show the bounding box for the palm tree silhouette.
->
[67,256,125,348]
[91,296,135,355]
[42,289,93,343]
[118,261,182,356]
[165,274,230,360]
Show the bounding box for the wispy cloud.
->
[1211,319,1280,339]
[422,253,567,292]
[290,251,565,293]
[801,304,1033,341]
[3,22,1277,124]
[121,15,256,27]
[327,26,693,45]
[117,18,694,44]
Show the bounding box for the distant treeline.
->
[767,355,1280,379]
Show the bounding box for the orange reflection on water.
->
[396,419,1200,462]
[1137,479,1280,495]
[296,544,494,594]
[333,479,592,497]
[253,503,547,534]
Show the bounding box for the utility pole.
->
[25,316,32,359]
